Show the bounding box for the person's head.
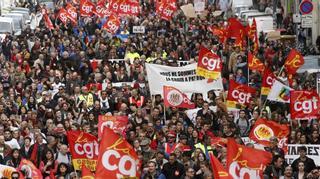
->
[24,137,31,146]
[284,165,293,177]
[298,161,305,172]
[147,161,156,173]
[4,129,12,141]
[272,155,284,169]
[168,153,177,164]
[59,144,68,155]
[298,146,307,158]
[58,163,69,174]
[44,149,54,160]
[12,148,20,159]
[185,167,195,178]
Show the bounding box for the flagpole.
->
[277,66,285,78]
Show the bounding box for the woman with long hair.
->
[55,163,71,179]
[6,149,22,168]
[39,149,58,179]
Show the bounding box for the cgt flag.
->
[290,90,320,120]
[82,164,95,179]
[80,0,95,17]
[226,80,256,109]
[209,153,232,179]
[196,46,222,80]
[102,14,120,34]
[57,8,69,25]
[98,115,128,138]
[65,3,77,24]
[284,49,304,74]
[163,86,195,109]
[249,118,290,147]
[261,68,276,96]
[66,131,98,171]
[248,52,265,72]
[227,138,272,179]
[96,127,141,179]
[43,14,54,30]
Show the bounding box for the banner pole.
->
[277,65,285,78]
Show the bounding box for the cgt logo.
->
[229,161,261,179]
[202,53,221,71]
[231,89,251,104]
[74,140,99,159]
[102,138,138,177]
[107,20,118,32]
[82,4,93,14]
[60,12,68,22]
[266,75,275,86]
[67,9,77,19]
[294,97,318,114]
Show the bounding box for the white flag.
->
[267,80,292,103]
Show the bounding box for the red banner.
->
[95,2,112,18]
[196,46,222,80]
[226,80,256,109]
[284,49,304,74]
[65,3,77,24]
[96,127,141,179]
[261,68,276,96]
[43,14,54,30]
[209,153,232,179]
[82,164,95,178]
[249,118,290,146]
[163,86,195,109]
[98,115,128,139]
[227,18,245,48]
[66,131,98,171]
[248,52,265,72]
[80,0,95,17]
[290,90,320,120]
[102,14,120,34]
[208,26,227,43]
[18,159,42,179]
[227,139,272,179]
[57,8,69,25]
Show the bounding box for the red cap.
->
[168,131,176,137]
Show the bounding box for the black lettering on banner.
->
[314,147,319,155]
[160,72,171,77]
[172,72,177,76]
[291,146,298,155]
[308,146,313,155]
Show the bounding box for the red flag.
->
[163,86,195,109]
[209,153,232,179]
[261,68,276,96]
[290,90,320,120]
[43,14,54,30]
[248,52,265,72]
[80,0,95,17]
[226,80,256,109]
[160,3,177,21]
[208,26,227,43]
[66,131,98,171]
[102,14,120,34]
[249,118,290,146]
[65,3,77,24]
[196,46,222,80]
[210,137,228,147]
[82,164,95,178]
[95,2,112,17]
[284,49,304,74]
[18,159,43,179]
[227,138,272,179]
[57,8,69,25]
[98,115,128,138]
[227,18,245,48]
[96,127,141,179]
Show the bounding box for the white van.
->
[238,9,259,19]
[248,15,275,33]
[0,17,14,34]
[3,13,26,29]
[232,0,253,15]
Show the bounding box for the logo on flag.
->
[98,115,128,138]
[96,127,141,179]
[267,80,292,103]
[226,80,256,109]
[196,46,222,79]
[163,86,195,108]
[284,49,304,74]
[261,68,276,96]
[248,52,264,72]
[290,90,320,120]
[103,14,120,34]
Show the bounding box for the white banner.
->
[267,80,292,103]
[285,144,320,166]
[145,63,223,96]
[194,0,205,12]
[132,26,145,33]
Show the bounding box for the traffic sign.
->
[301,15,313,28]
[299,0,313,15]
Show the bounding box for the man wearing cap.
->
[163,131,178,158]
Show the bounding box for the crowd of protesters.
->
[0,0,320,178]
